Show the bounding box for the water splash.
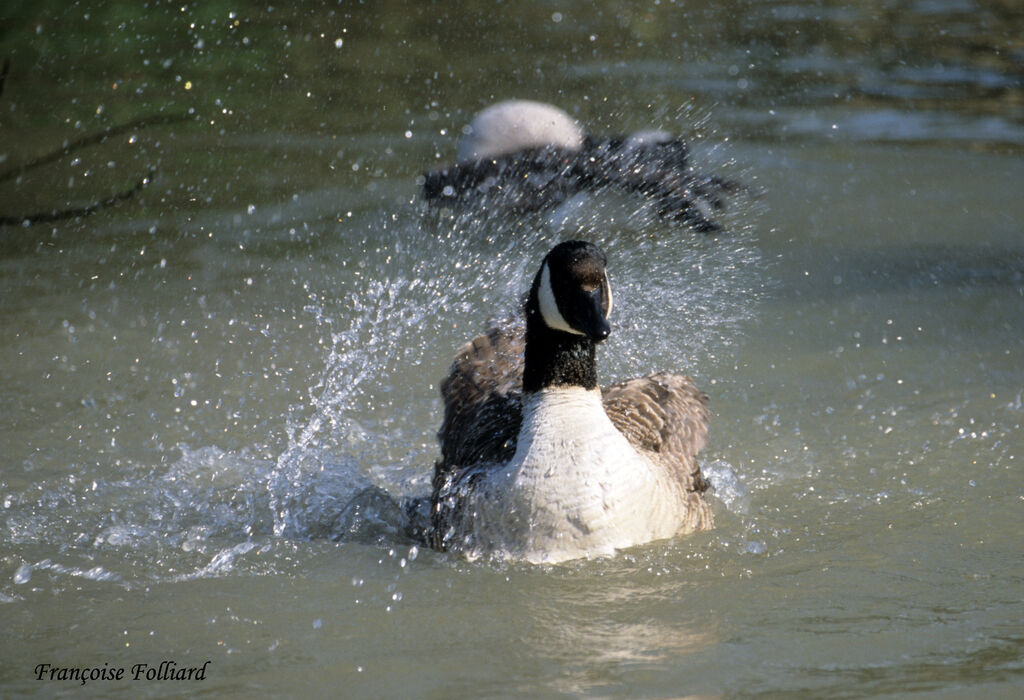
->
[0,147,767,591]
[262,168,766,545]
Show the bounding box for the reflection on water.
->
[520,584,719,696]
[1,0,1023,697]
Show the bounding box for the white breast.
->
[458,387,688,563]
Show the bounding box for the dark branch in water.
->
[0,57,10,99]
[0,59,191,227]
[0,111,192,184]
[0,169,157,227]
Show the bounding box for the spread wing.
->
[601,373,711,493]
[437,321,525,472]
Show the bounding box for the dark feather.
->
[421,137,749,232]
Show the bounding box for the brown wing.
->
[432,322,524,549]
[601,372,711,493]
[437,321,525,471]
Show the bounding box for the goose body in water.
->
[428,240,714,563]
[422,100,746,232]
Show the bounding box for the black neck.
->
[522,305,599,393]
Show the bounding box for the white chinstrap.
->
[537,261,585,336]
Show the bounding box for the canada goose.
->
[428,240,713,563]
[422,99,747,232]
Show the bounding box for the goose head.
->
[529,240,613,341]
[523,241,613,393]
[456,100,585,162]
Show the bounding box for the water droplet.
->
[13,564,31,585]
[745,541,767,555]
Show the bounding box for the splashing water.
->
[1,149,766,590]
[266,168,767,545]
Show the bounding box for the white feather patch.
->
[538,262,583,335]
[602,270,613,318]
[457,100,585,162]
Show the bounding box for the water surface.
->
[1,1,1022,697]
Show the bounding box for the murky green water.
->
[2,1,1022,697]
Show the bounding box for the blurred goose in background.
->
[428,240,713,563]
[422,99,748,232]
